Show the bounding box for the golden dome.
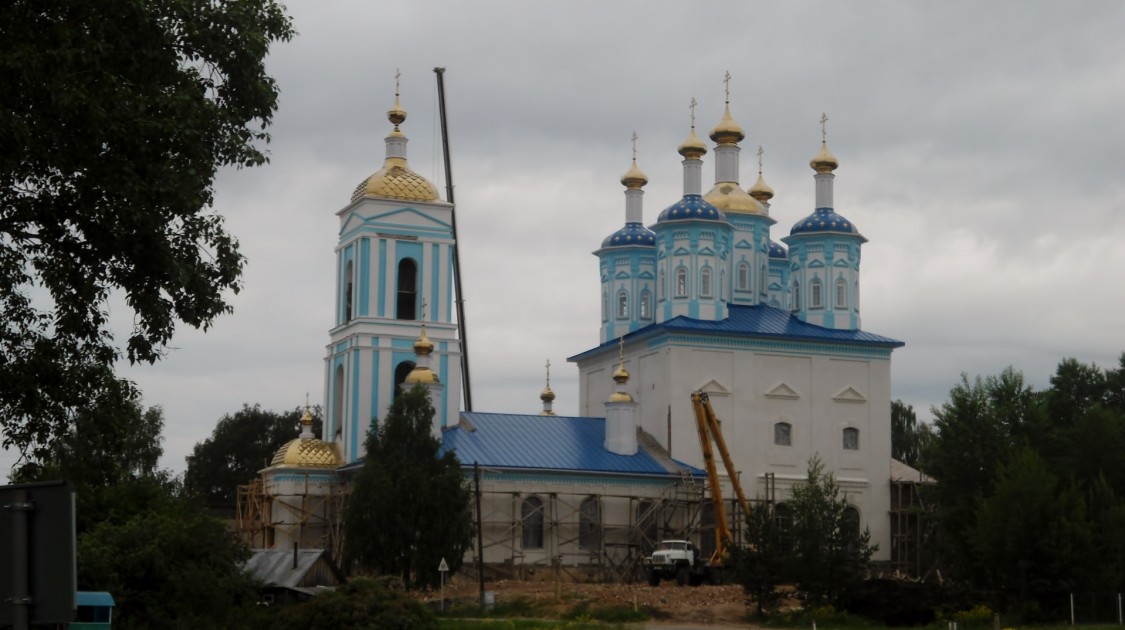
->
[351,88,440,203]
[351,159,439,203]
[608,391,634,403]
[405,366,439,385]
[540,386,556,403]
[621,159,648,189]
[709,103,745,144]
[749,173,774,202]
[613,364,629,384]
[678,128,707,159]
[704,182,765,215]
[413,328,434,356]
[810,142,839,174]
[388,96,406,128]
[271,437,342,468]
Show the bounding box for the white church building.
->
[248,79,905,581]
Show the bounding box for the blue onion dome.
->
[657,194,726,223]
[789,207,861,236]
[768,240,788,259]
[601,222,656,248]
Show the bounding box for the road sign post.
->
[438,557,449,612]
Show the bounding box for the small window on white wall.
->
[602,292,608,322]
[659,270,666,301]
[774,422,792,446]
[676,268,687,297]
[701,267,712,297]
[792,280,800,311]
[843,427,860,450]
[640,291,652,320]
[836,278,847,309]
[737,263,749,291]
[617,291,628,319]
[811,278,822,309]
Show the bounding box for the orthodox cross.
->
[545,359,551,387]
[689,97,698,128]
[820,112,829,144]
[419,298,428,322]
[757,145,765,175]
[394,68,401,99]
[723,71,732,103]
[631,131,638,161]
[618,336,625,364]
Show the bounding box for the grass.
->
[439,620,635,630]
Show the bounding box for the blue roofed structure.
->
[439,413,704,479]
[570,303,903,363]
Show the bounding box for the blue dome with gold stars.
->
[601,222,656,248]
[657,194,725,223]
[789,207,860,236]
[768,240,788,259]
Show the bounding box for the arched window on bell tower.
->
[333,364,344,439]
[396,258,417,320]
[393,360,415,399]
[345,260,354,321]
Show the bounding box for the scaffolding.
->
[889,473,935,579]
[462,466,772,584]
[236,472,349,567]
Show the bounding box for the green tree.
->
[786,456,877,608]
[0,0,294,459]
[891,399,934,469]
[273,577,436,630]
[184,404,322,507]
[926,369,1041,578]
[79,494,262,630]
[344,385,473,588]
[972,447,1091,612]
[731,502,785,614]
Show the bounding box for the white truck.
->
[645,539,704,586]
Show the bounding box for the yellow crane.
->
[690,390,751,567]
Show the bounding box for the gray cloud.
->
[5,0,1124,480]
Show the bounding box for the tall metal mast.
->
[433,67,473,411]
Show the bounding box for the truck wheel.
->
[647,571,660,587]
[676,566,689,586]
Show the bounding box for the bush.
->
[274,577,437,630]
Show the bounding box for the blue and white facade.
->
[571,103,903,561]
[324,97,461,463]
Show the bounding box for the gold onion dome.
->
[609,362,634,401]
[270,409,342,468]
[704,182,765,215]
[677,128,707,159]
[413,327,434,356]
[540,386,556,403]
[709,103,745,144]
[749,173,774,202]
[620,160,648,189]
[810,142,839,174]
[405,365,439,385]
[350,98,440,203]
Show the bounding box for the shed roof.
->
[76,592,115,608]
[243,549,342,588]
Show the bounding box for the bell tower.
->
[325,74,462,463]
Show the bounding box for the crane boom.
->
[690,390,751,566]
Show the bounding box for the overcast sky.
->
[5,1,1125,482]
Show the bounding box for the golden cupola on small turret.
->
[405,324,440,385]
[351,82,440,203]
[271,407,343,468]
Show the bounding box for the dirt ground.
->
[419,577,754,626]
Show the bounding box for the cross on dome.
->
[820,112,829,144]
[723,71,731,104]
[689,97,698,128]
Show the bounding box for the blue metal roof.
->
[789,207,863,237]
[569,304,903,361]
[656,194,725,223]
[601,222,656,248]
[77,592,115,608]
[439,413,701,477]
